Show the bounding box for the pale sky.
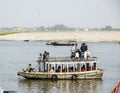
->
[0,0,120,28]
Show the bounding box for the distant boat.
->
[24,40,29,42]
[46,41,75,46]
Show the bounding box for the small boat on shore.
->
[17,56,103,80]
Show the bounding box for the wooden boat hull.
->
[18,69,103,80]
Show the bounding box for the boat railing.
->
[48,57,71,62]
[47,56,98,62]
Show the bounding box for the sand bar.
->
[0,31,120,43]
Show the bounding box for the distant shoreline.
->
[0,31,120,43]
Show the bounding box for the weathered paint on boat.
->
[18,69,103,80]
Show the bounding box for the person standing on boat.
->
[43,51,47,62]
[75,49,82,61]
[80,43,88,52]
[71,43,78,60]
[38,53,43,72]
[71,45,75,60]
[43,51,48,72]
[80,43,88,60]
[46,52,49,61]
[75,50,79,61]
[74,43,78,51]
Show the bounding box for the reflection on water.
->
[18,79,102,93]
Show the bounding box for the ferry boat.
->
[17,56,103,80]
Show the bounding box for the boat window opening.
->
[92,63,96,70]
[46,61,97,73]
[49,64,55,72]
[81,63,85,72]
[56,64,62,72]
[74,63,77,72]
[77,63,80,72]
[86,63,90,71]
[86,63,92,71]
[46,64,48,72]
[49,64,51,69]
[55,64,57,72]
[62,64,67,72]
[68,64,74,72]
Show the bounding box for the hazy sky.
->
[0,0,120,28]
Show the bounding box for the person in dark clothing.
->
[43,51,47,62]
[77,49,81,59]
[80,43,88,52]
[43,51,47,72]
[80,43,88,60]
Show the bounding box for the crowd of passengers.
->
[38,42,91,62]
[24,63,96,73]
[71,43,91,61]
[49,63,96,73]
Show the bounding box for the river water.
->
[0,41,120,93]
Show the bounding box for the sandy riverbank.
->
[0,31,120,43]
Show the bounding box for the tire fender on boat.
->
[51,75,57,80]
[71,75,77,80]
